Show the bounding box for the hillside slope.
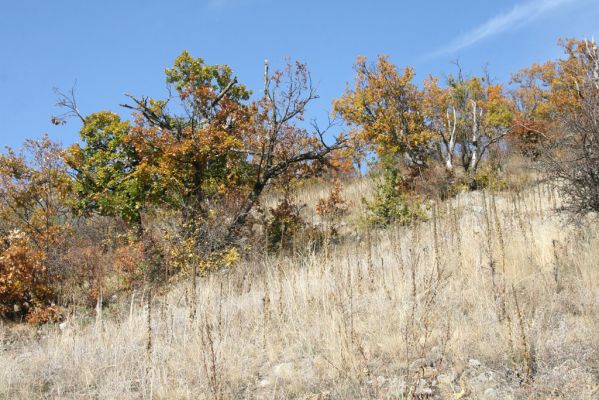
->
[1,184,598,399]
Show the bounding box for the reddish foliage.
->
[0,233,55,320]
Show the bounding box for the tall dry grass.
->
[0,182,598,399]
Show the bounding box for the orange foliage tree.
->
[122,51,254,240]
[544,38,599,214]
[510,61,557,159]
[120,53,348,247]
[0,136,71,319]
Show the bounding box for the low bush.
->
[364,165,427,228]
[316,180,350,238]
[0,231,57,321]
[266,193,307,251]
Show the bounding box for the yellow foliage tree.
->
[334,56,433,168]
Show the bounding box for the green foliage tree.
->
[65,112,148,226]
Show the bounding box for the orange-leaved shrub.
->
[0,231,58,322]
[316,180,350,239]
[266,192,307,252]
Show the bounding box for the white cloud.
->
[430,0,579,57]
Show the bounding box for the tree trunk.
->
[226,179,266,242]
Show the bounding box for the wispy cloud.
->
[430,0,579,57]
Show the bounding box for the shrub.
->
[468,164,508,191]
[0,231,56,321]
[266,192,307,251]
[25,304,64,325]
[365,164,427,227]
[159,215,239,278]
[62,242,106,306]
[316,180,350,238]
[409,164,459,200]
[113,241,147,289]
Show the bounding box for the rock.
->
[469,205,484,214]
[468,358,481,368]
[272,362,294,379]
[258,379,270,387]
[427,346,443,364]
[409,358,427,370]
[469,371,497,396]
[471,371,496,387]
[414,387,433,396]
[386,377,406,397]
[307,391,331,400]
[414,379,433,396]
[437,373,455,385]
[483,388,498,399]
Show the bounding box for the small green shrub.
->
[365,164,427,227]
[468,165,508,191]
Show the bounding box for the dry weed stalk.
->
[201,312,223,400]
[262,278,271,351]
[512,285,535,383]
[145,290,154,399]
[366,227,374,291]
[552,239,562,293]
[450,201,464,270]
[432,201,442,280]
[490,191,509,321]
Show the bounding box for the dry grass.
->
[0,181,598,399]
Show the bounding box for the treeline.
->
[1,38,597,323]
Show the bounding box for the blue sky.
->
[1,0,598,150]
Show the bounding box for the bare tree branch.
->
[53,85,85,124]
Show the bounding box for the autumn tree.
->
[334,55,432,171]
[0,136,71,319]
[63,111,150,228]
[336,56,513,192]
[422,76,458,173]
[510,61,557,159]
[333,56,434,224]
[423,68,513,188]
[226,60,348,237]
[543,38,599,215]
[120,53,347,248]
[120,51,254,245]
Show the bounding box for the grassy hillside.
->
[1,180,597,399]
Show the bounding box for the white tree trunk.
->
[444,107,457,173]
[469,100,481,172]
